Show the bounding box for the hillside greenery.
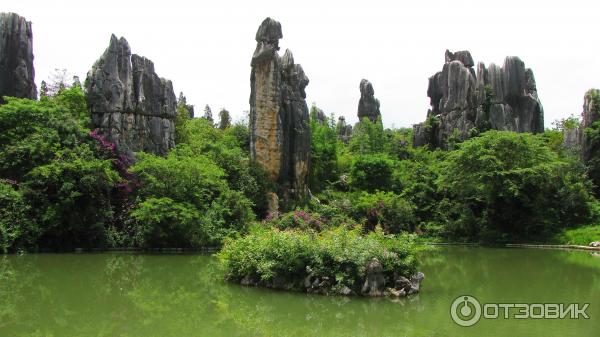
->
[1,90,599,254]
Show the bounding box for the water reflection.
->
[0,247,598,337]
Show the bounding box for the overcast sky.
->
[4,0,600,128]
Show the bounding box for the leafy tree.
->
[24,144,121,249]
[0,88,123,250]
[351,191,416,233]
[438,131,595,242]
[0,181,36,253]
[45,68,71,96]
[391,148,444,230]
[583,90,600,195]
[39,80,48,98]
[349,117,385,154]
[552,114,580,131]
[177,118,271,217]
[309,105,338,191]
[218,108,232,129]
[129,151,255,247]
[175,92,193,143]
[202,104,213,123]
[350,154,393,192]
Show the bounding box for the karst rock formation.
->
[563,89,600,158]
[85,35,177,160]
[357,79,381,122]
[250,17,311,204]
[0,13,37,102]
[413,49,544,148]
[336,116,353,143]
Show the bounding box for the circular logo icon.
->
[450,295,482,327]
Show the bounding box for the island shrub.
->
[218,225,418,295]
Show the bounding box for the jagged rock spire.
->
[85,35,177,160]
[0,13,36,102]
[249,18,311,205]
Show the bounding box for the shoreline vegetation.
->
[1,88,600,297]
[1,14,599,298]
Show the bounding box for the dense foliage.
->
[0,89,122,251]
[0,88,267,251]
[218,225,418,294]
[1,91,599,253]
[437,131,595,242]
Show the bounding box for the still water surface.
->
[1,246,599,336]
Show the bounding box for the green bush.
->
[0,88,123,250]
[23,145,121,249]
[391,148,444,229]
[128,151,255,247]
[350,154,393,191]
[309,107,339,192]
[552,224,600,246]
[351,191,416,233]
[438,131,596,242]
[175,118,271,216]
[218,225,418,294]
[0,182,37,253]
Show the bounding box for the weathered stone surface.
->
[336,116,353,143]
[313,106,326,125]
[357,79,381,122]
[0,13,36,102]
[250,18,310,203]
[564,89,600,157]
[413,50,544,148]
[361,258,385,296]
[581,89,600,161]
[445,49,474,68]
[85,35,176,160]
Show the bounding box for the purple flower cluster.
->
[0,178,18,186]
[89,129,138,194]
[293,210,310,222]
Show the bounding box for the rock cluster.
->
[85,35,177,160]
[313,106,326,125]
[413,50,544,148]
[580,89,600,161]
[563,89,600,158]
[336,116,353,143]
[0,13,36,102]
[357,79,381,122]
[250,17,310,202]
[241,258,425,297]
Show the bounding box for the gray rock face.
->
[357,79,381,122]
[85,35,176,160]
[361,258,385,296]
[250,18,310,202]
[413,50,544,148]
[336,116,353,143]
[0,13,36,102]
[564,89,600,158]
[313,106,326,125]
[581,89,600,161]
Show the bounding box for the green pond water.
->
[1,246,599,337]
